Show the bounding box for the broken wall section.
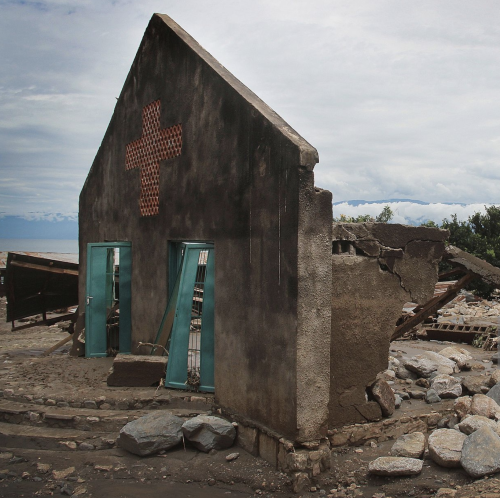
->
[329,223,448,428]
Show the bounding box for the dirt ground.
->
[1,296,500,497]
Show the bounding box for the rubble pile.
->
[439,297,500,322]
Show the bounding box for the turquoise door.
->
[163,243,214,392]
[85,243,131,357]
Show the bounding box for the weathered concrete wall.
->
[78,14,332,442]
[329,223,448,428]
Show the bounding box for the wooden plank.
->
[42,333,74,356]
[10,260,78,276]
[391,272,477,342]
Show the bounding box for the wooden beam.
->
[10,260,78,276]
[391,272,477,342]
[42,333,74,356]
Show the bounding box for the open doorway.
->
[85,242,132,357]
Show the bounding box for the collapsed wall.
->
[329,223,449,427]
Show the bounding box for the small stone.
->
[83,400,97,410]
[409,390,425,399]
[369,379,395,417]
[438,346,472,369]
[415,378,430,388]
[462,375,489,395]
[435,489,457,498]
[59,441,77,450]
[28,412,40,422]
[87,416,100,423]
[117,401,129,410]
[52,467,75,480]
[182,415,236,452]
[394,394,402,409]
[425,389,442,404]
[428,428,466,468]
[0,452,13,460]
[100,403,112,410]
[45,399,56,406]
[390,432,425,459]
[94,464,113,471]
[225,452,239,461]
[368,457,423,476]
[57,401,69,408]
[21,471,30,479]
[36,463,51,474]
[78,442,95,451]
[292,472,310,493]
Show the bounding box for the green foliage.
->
[375,205,394,223]
[333,205,394,224]
[428,205,500,298]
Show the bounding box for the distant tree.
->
[375,205,394,223]
[436,205,500,298]
[420,220,439,228]
[333,205,393,224]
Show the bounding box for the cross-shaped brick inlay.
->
[125,100,182,216]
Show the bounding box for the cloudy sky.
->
[1,0,499,222]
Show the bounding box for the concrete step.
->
[0,421,116,451]
[0,399,211,432]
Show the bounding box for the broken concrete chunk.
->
[461,425,500,478]
[369,379,395,417]
[428,428,466,468]
[368,456,423,476]
[107,354,168,387]
[182,415,236,452]
[390,432,425,459]
[117,412,183,456]
[457,415,497,435]
[431,374,462,399]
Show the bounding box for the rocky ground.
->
[2,296,500,497]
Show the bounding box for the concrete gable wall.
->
[79,14,332,441]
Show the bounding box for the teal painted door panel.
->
[165,243,214,392]
[85,243,132,358]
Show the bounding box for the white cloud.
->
[0,1,499,215]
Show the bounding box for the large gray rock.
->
[438,346,472,370]
[488,371,500,388]
[118,412,183,456]
[428,428,466,468]
[461,425,500,478]
[431,374,462,399]
[487,382,500,406]
[369,379,395,417]
[457,415,497,435]
[426,389,442,404]
[423,351,459,375]
[390,432,425,459]
[403,356,439,378]
[368,457,423,476]
[395,365,418,381]
[182,415,236,452]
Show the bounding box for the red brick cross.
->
[125,100,182,216]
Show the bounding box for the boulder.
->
[390,432,425,459]
[471,394,500,419]
[368,457,423,476]
[487,383,500,406]
[454,396,472,419]
[462,375,489,395]
[431,374,462,399]
[117,412,183,456]
[457,415,497,435]
[428,428,466,468]
[182,415,236,452]
[369,379,395,417]
[438,346,472,370]
[426,389,442,404]
[461,425,500,478]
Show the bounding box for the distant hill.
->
[0,214,78,239]
[332,200,490,226]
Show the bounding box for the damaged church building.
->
[76,14,449,474]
